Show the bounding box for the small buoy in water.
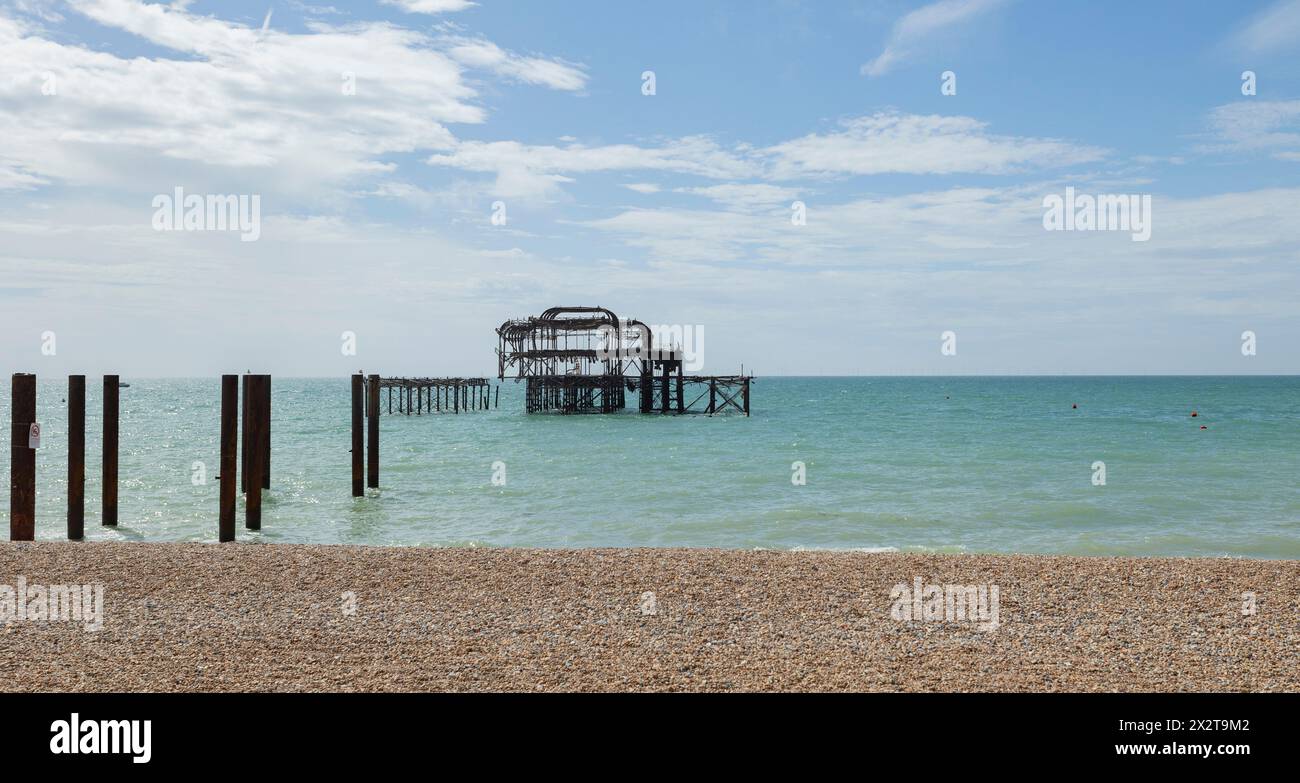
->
[1191,411,1198,417]
[1200,425,1207,430]
[1072,403,1077,409]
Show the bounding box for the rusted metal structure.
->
[372,377,495,415]
[496,306,751,415]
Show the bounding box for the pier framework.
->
[370,377,496,415]
[496,306,751,415]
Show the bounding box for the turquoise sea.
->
[3,376,1298,558]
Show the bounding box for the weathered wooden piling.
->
[367,374,379,489]
[68,375,85,540]
[103,375,119,527]
[261,375,271,489]
[241,374,250,493]
[351,374,364,497]
[245,374,267,530]
[10,373,36,541]
[219,374,238,542]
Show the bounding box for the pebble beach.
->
[1,542,1295,692]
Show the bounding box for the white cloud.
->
[623,183,661,194]
[426,137,760,198]
[1228,0,1300,54]
[382,0,476,14]
[763,112,1105,178]
[677,183,801,210]
[424,112,1103,201]
[441,35,587,91]
[1205,100,1300,159]
[862,0,1009,77]
[0,1,586,200]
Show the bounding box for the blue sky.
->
[1,0,1298,376]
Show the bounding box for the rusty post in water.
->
[219,374,238,542]
[10,373,36,541]
[68,375,85,540]
[102,375,119,526]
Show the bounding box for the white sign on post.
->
[28,422,40,449]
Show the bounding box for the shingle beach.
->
[1,542,1295,692]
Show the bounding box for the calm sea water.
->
[3,377,1298,558]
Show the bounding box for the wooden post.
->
[743,378,750,417]
[68,375,85,540]
[351,374,364,497]
[241,374,250,493]
[245,375,265,529]
[219,374,238,542]
[103,375,119,527]
[454,382,459,414]
[495,385,499,409]
[367,374,379,489]
[260,375,271,490]
[708,379,716,416]
[10,373,36,541]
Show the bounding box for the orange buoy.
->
[1191,411,1198,417]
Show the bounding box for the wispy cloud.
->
[1205,100,1300,159]
[440,35,587,91]
[381,0,476,14]
[426,137,760,199]
[862,0,1009,77]
[676,183,802,210]
[762,112,1105,177]
[424,111,1104,200]
[1227,0,1300,54]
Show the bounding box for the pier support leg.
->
[68,375,85,540]
[660,362,669,414]
[219,375,238,542]
[367,374,379,489]
[103,375,119,527]
[241,374,249,493]
[351,374,364,498]
[261,375,271,490]
[245,374,266,530]
[10,373,36,541]
[676,363,684,414]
